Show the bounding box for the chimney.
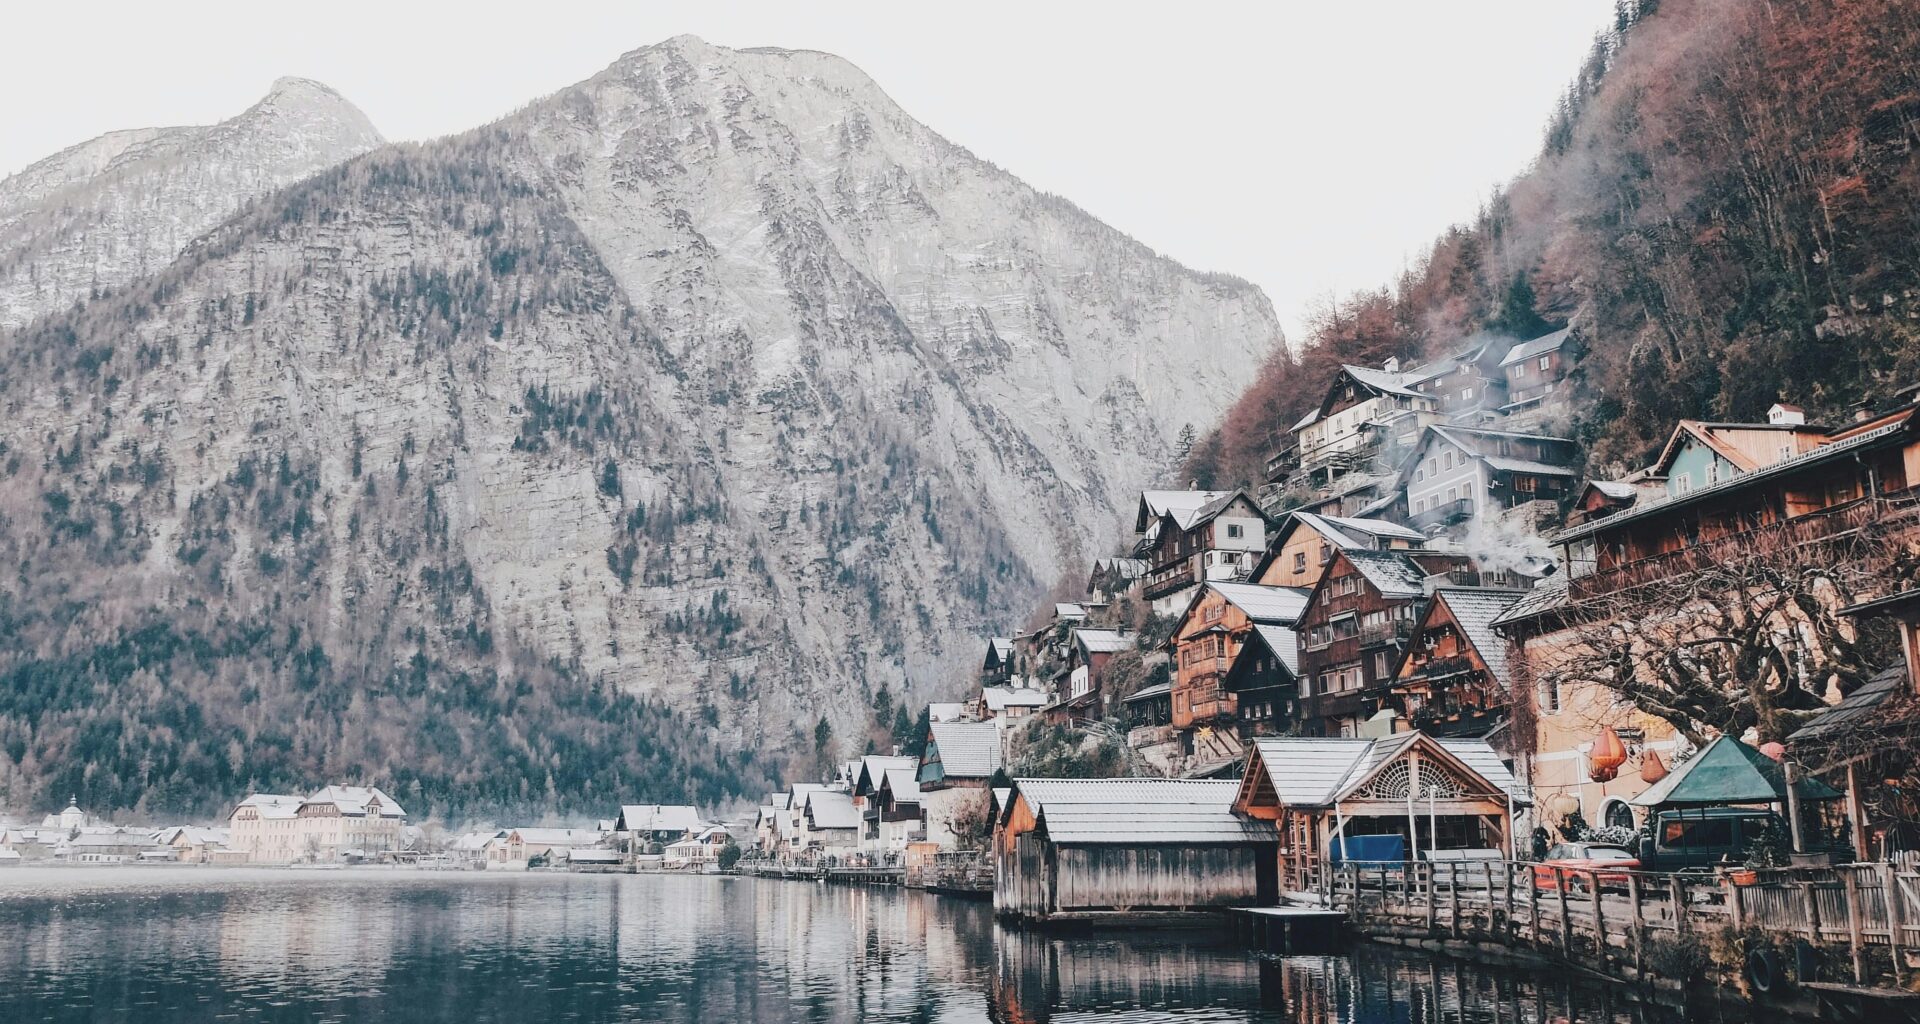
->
[1383,356,1402,374]
[1854,402,1874,424]
[1767,402,1806,426]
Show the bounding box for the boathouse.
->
[994,778,1279,923]
[1233,733,1523,892]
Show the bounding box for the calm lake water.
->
[0,868,1686,1023]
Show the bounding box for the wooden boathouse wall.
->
[998,832,1274,919]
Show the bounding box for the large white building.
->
[228,787,407,863]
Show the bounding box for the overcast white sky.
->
[1,1,1616,339]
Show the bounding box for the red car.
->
[1533,842,1640,891]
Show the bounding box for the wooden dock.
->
[1231,904,1347,953]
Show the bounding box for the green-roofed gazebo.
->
[1630,736,1842,809]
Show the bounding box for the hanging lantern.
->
[1641,748,1669,784]
[1759,741,1786,762]
[1547,793,1582,819]
[1588,726,1627,783]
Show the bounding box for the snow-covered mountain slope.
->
[0,77,383,328]
[0,37,1281,813]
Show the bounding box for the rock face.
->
[0,37,1280,815]
[0,77,384,329]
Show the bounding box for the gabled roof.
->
[1136,490,1233,533]
[1554,412,1919,543]
[984,637,1013,666]
[1651,420,1768,475]
[927,702,968,723]
[1122,681,1173,703]
[1340,549,1432,599]
[1249,623,1301,678]
[1054,602,1089,620]
[1010,778,1279,845]
[1185,489,1261,530]
[1208,581,1311,625]
[1496,327,1572,366]
[305,786,406,819]
[618,804,702,833]
[1586,479,1639,500]
[1341,364,1423,400]
[1242,733,1525,810]
[854,755,920,796]
[879,767,923,803]
[803,790,861,830]
[767,792,792,810]
[1396,424,1580,486]
[920,720,1003,781]
[1426,587,1525,686]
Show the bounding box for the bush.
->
[717,843,742,871]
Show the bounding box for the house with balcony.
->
[1135,489,1271,614]
[1166,581,1308,735]
[1043,628,1135,725]
[1550,401,1920,601]
[1295,548,1475,738]
[1390,586,1526,739]
[1401,334,1515,423]
[1252,511,1426,591]
[1497,327,1576,417]
[1396,425,1581,536]
[1290,361,1442,487]
[1087,557,1148,604]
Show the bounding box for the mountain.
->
[0,77,384,329]
[1188,0,1920,488]
[0,36,1281,818]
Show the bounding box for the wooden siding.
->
[997,836,1269,919]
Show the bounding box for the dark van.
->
[1635,806,1783,872]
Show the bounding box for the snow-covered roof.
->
[1054,602,1089,620]
[1251,623,1302,677]
[1011,778,1278,845]
[981,685,1050,712]
[1497,327,1572,367]
[1138,490,1234,531]
[1340,549,1431,599]
[922,721,1003,781]
[1488,572,1570,629]
[1429,588,1525,686]
[1587,479,1639,500]
[1303,512,1425,546]
[305,786,405,819]
[1341,364,1422,399]
[1073,628,1135,655]
[1122,681,1172,702]
[1245,734,1525,809]
[1481,455,1580,477]
[510,827,602,847]
[232,793,304,821]
[450,830,505,852]
[879,768,922,803]
[618,804,702,834]
[803,790,861,830]
[926,702,968,723]
[1208,581,1311,625]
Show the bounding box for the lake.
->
[0,868,1681,1023]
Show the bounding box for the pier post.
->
[1555,868,1573,953]
[1626,872,1644,976]
[1669,876,1687,937]
[1450,864,1462,938]
[1424,863,1437,932]
[1883,861,1907,986]
[1528,863,1541,950]
[1589,870,1605,963]
[1844,869,1867,984]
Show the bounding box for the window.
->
[1538,354,1551,370]
[1293,552,1307,573]
[1227,524,1243,539]
[1443,451,1454,469]
[1426,459,1438,476]
[1674,474,1694,495]
[1373,651,1390,678]
[1319,543,1332,565]
[1515,475,1536,493]
[1539,677,1562,714]
[1511,365,1526,378]
[1462,387,1474,401]
[1415,467,1424,482]
[1706,461,1718,485]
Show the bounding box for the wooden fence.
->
[1321,859,1920,990]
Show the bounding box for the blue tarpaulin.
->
[1329,833,1405,864]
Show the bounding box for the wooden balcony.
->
[1410,497,1475,531]
[1142,562,1196,600]
[1360,620,1416,648]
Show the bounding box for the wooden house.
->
[1295,548,1473,737]
[1566,478,1647,527]
[981,636,1015,687]
[1290,362,1441,486]
[1396,425,1580,535]
[1497,327,1575,416]
[1253,511,1425,591]
[1166,582,1307,733]
[1122,681,1173,728]
[1233,733,1523,892]
[866,768,925,852]
[918,720,1004,849]
[1134,489,1271,614]
[1390,586,1525,738]
[1087,557,1148,604]
[994,778,1279,923]
[1401,334,1514,421]
[852,755,920,852]
[1043,628,1134,724]
[1551,402,1920,601]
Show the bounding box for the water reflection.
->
[0,868,1689,1023]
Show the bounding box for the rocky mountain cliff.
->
[0,37,1280,817]
[0,77,384,329]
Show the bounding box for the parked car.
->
[1634,807,1784,873]
[1532,842,1639,890]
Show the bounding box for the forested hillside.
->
[1190,0,1920,486]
